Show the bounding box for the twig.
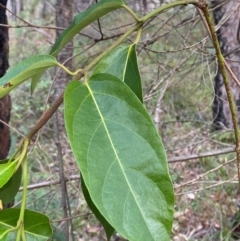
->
[223,58,240,88]
[0,23,64,30]
[51,213,91,223]
[18,175,80,191]
[53,111,69,239]
[175,158,236,189]
[0,1,58,36]
[0,119,25,138]
[168,147,235,163]
[176,176,237,195]
[26,92,64,140]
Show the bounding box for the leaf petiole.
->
[122,5,141,22]
[133,26,142,45]
[57,63,83,76]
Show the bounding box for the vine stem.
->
[18,141,29,219]
[25,0,207,142]
[199,3,240,190]
[133,26,142,45]
[16,155,28,241]
[84,22,143,74]
[3,139,30,240]
[140,0,198,22]
[27,22,142,138]
[122,5,141,22]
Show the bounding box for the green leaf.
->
[31,70,46,94]
[0,55,58,98]
[81,175,114,241]
[0,160,22,204]
[49,0,125,57]
[0,161,16,188]
[93,44,143,102]
[0,209,52,240]
[64,74,174,241]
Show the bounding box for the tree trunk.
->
[212,1,240,130]
[55,0,73,100]
[143,0,148,13]
[0,0,12,209]
[0,0,11,160]
[75,0,89,12]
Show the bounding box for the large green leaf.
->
[0,209,52,240]
[0,161,16,188]
[93,44,143,102]
[0,55,58,98]
[81,175,114,240]
[64,74,174,241]
[49,0,125,57]
[0,160,22,204]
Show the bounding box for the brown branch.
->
[18,175,80,191]
[0,23,64,30]
[168,147,235,163]
[26,93,64,140]
[27,71,83,141]
[51,212,91,223]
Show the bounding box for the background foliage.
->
[4,0,240,240]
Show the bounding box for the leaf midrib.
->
[86,83,153,238]
[122,45,131,81]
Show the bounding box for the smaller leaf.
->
[0,209,52,241]
[49,0,125,57]
[81,175,114,241]
[93,44,143,102]
[0,55,58,98]
[30,70,46,94]
[0,160,22,204]
[0,161,16,188]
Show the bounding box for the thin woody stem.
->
[26,92,64,140]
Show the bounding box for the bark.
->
[55,0,73,100]
[0,0,11,160]
[0,0,12,209]
[9,0,23,21]
[75,0,89,12]
[212,1,240,130]
[143,0,148,13]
